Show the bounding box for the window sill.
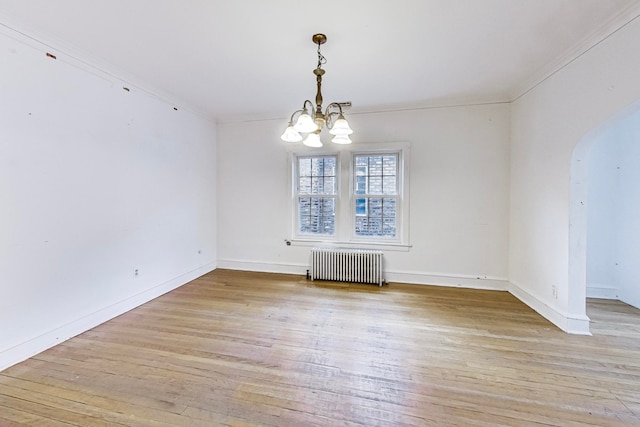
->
[287,238,411,252]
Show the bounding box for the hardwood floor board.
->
[231,387,426,427]
[231,354,620,426]
[236,380,452,426]
[0,405,77,427]
[61,338,347,394]
[78,328,276,366]
[179,406,271,427]
[0,382,155,427]
[62,340,318,387]
[0,367,231,427]
[1,363,190,418]
[387,386,619,427]
[32,344,392,427]
[180,393,290,427]
[0,393,123,427]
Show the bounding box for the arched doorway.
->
[569,100,640,333]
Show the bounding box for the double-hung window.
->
[354,153,399,239]
[295,155,337,236]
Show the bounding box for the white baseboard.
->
[0,262,216,372]
[217,259,508,290]
[586,284,619,299]
[386,271,508,290]
[217,259,308,275]
[507,281,591,335]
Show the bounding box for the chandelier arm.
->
[325,102,344,114]
[302,99,314,112]
[289,100,314,124]
[288,109,302,124]
[324,102,344,128]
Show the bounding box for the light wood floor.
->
[1,269,639,426]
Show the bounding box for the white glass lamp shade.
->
[331,134,352,145]
[281,125,302,142]
[293,112,318,133]
[329,116,353,135]
[303,132,323,147]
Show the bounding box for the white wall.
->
[217,103,511,289]
[587,110,640,308]
[509,16,640,333]
[586,132,621,298]
[0,27,217,370]
[617,120,640,309]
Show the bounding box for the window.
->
[290,143,409,249]
[354,154,398,238]
[295,156,337,235]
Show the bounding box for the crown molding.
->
[217,95,512,125]
[510,2,640,102]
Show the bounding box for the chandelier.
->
[280,33,353,147]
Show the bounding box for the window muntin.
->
[354,154,399,238]
[296,156,337,235]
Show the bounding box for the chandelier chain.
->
[316,42,327,70]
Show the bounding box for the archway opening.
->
[570,100,640,333]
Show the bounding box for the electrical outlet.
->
[552,285,557,299]
[134,268,139,277]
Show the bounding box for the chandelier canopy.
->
[281,33,353,147]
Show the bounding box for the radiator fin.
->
[310,248,383,286]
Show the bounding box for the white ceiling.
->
[0,0,638,121]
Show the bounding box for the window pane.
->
[369,176,383,194]
[383,217,396,236]
[354,196,397,238]
[355,198,366,216]
[299,158,311,177]
[300,214,312,233]
[368,219,383,235]
[354,153,398,195]
[355,176,367,195]
[299,197,311,216]
[369,156,382,176]
[356,156,368,174]
[383,155,397,176]
[310,197,321,215]
[321,198,335,234]
[299,177,311,194]
[311,158,322,176]
[369,198,382,217]
[324,177,335,194]
[324,157,336,176]
[298,196,335,235]
[322,198,334,215]
[383,176,397,195]
[383,198,397,216]
[298,156,337,196]
[311,176,324,194]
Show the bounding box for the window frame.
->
[288,142,410,251]
[293,154,340,238]
[350,151,401,242]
